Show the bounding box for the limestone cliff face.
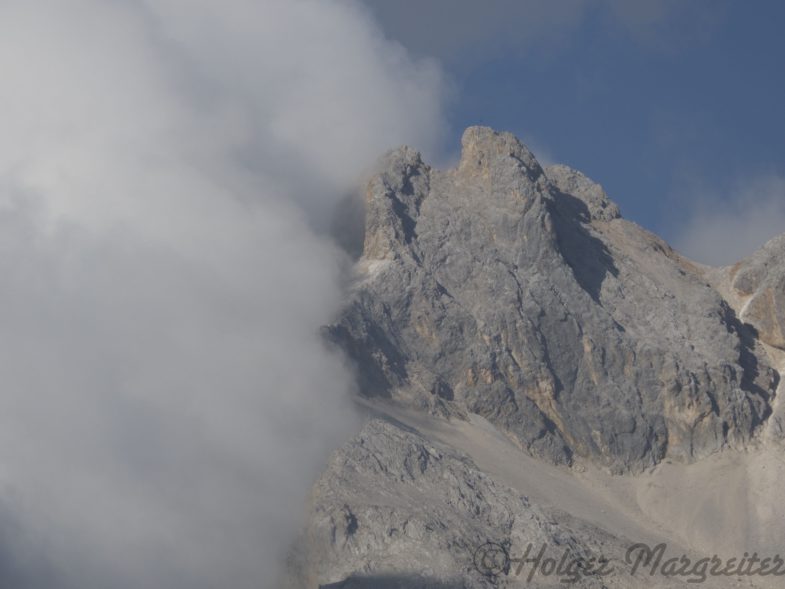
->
[293,127,785,588]
[290,419,630,589]
[709,233,785,442]
[327,126,779,473]
[728,234,785,352]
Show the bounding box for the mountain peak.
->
[306,128,785,587]
[334,127,779,473]
[458,125,543,180]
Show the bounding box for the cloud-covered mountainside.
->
[2,1,782,587]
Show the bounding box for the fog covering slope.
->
[0,1,444,587]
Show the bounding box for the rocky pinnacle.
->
[327,126,780,473]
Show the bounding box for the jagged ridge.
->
[327,126,780,473]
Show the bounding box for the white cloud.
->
[0,1,445,587]
[671,175,785,266]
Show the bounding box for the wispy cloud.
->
[0,1,444,587]
[670,174,785,266]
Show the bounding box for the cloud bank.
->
[0,1,444,587]
[671,174,785,266]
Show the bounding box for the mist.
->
[0,1,444,587]
[671,174,785,266]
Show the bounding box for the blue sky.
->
[361,0,785,264]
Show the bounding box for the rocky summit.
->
[328,126,778,472]
[290,127,785,588]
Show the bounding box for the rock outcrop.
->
[708,234,785,443]
[326,126,779,473]
[728,233,785,352]
[291,419,637,588]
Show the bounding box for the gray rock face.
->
[327,126,779,473]
[711,234,785,444]
[728,233,785,352]
[291,419,631,588]
[296,127,785,587]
